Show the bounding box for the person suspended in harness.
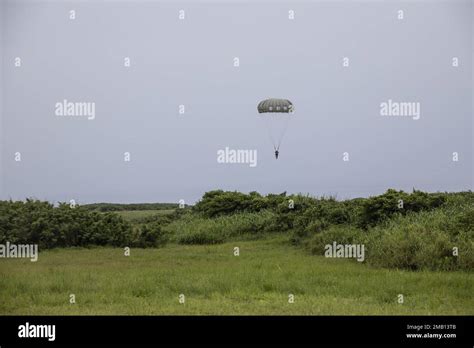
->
[257,98,293,161]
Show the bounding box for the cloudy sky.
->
[1,0,472,204]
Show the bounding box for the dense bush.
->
[358,189,446,228]
[192,189,450,236]
[193,190,287,217]
[0,200,172,249]
[365,205,473,271]
[289,198,362,244]
[305,201,473,271]
[272,195,321,232]
[305,225,366,256]
[133,221,168,248]
[0,200,132,248]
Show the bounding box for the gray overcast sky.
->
[1,0,473,204]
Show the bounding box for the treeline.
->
[82,202,180,212]
[192,189,451,229]
[0,200,171,249]
[1,190,472,271]
[185,189,473,271]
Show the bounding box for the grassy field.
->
[0,235,472,315]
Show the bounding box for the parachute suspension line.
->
[263,116,278,151]
[276,115,291,150]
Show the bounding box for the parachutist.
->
[257,98,293,159]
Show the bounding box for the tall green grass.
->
[165,211,278,244]
[305,204,474,271]
[366,205,473,271]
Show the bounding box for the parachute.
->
[257,98,294,159]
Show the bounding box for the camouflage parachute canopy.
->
[257,98,293,113]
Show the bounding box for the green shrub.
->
[193,190,289,217]
[134,222,168,248]
[289,198,360,244]
[0,200,133,249]
[358,189,446,228]
[305,225,366,256]
[365,207,473,271]
[193,190,257,217]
